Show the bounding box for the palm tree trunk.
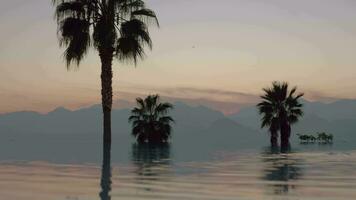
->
[280,120,290,152]
[270,121,278,147]
[100,142,112,200]
[270,131,278,147]
[100,49,114,145]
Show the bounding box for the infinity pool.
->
[1,145,356,200]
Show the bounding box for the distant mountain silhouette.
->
[205,118,266,147]
[0,101,265,163]
[1,99,356,142]
[302,99,356,121]
[1,100,356,163]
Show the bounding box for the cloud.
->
[115,82,260,103]
[303,90,347,103]
[110,86,260,115]
[159,87,259,103]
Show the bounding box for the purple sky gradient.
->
[1,0,356,113]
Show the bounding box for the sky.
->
[1,0,356,114]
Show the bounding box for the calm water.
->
[1,144,356,200]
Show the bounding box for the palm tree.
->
[129,95,174,144]
[52,0,159,145]
[257,81,304,150]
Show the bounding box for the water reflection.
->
[261,148,303,195]
[2,146,356,200]
[131,143,172,192]
[99,144,112,200]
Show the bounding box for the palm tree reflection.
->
[131,143,172,191]
[261,147,303,195]
[99,143,112,200]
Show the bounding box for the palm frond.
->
[58,17,91,67]
[119,19,152,48]
[131,8,159,27]
[159,116,175,124]
[155,103,174,116]
[113,0,145,15]
[55,2,82,18]
[135,97,145,109]
[128,115,141,123]
[115,36,144,64]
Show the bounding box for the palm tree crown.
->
[257,81,304,148]
[129,95,174,144]
[53,0,158,66]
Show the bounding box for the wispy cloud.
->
[110,85,260,114]
[115,82,259,103]
[111,90,251,115]
[159,87,259,103]
[303,90,347,103]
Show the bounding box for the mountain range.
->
[0,99,355,163]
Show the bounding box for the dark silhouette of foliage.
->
[129,95,174,144]
[317,132,333,143]
[52,0,158,145]
[257,82,304,150]
[297,134,316,143]
[297,132,333,144]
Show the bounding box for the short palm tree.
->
[257,81,304,149]
[129,95,174,144]
[52,0,158,145]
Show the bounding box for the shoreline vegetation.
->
[297,132,334,144]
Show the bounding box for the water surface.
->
[1,144,356,200]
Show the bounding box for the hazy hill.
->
[1,99,356,143]
[302,99,356,121]
[0,102,262,141]
[1,100,356,163]
[0,102,266,163]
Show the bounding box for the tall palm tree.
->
[257,81,304,150]
[52,0,159,145]
[129,95,174,144]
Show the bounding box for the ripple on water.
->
[1,150,356,200]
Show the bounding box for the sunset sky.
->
[1,0,356,114]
